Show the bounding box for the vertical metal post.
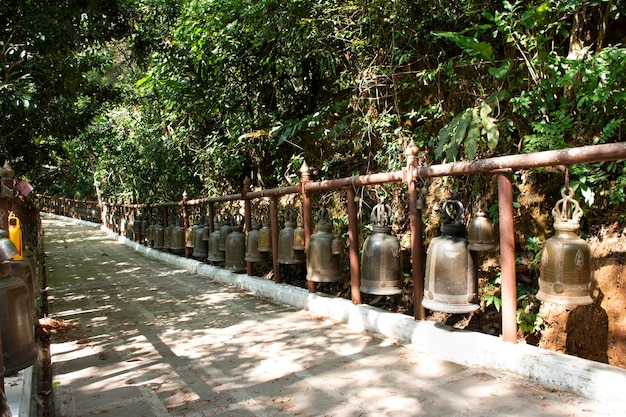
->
[270,195,281,284]
[301,162,315,292]
[182,192,190,257]
[405,141,426,320]
[409,179,425,320]
[346,186,361,304]
[243,178,254,276]
[208,203,215,235]
[497,170,518,343]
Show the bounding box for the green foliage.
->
[2,0,625,212]
[516,295,543,335]
[484,291,502,312]
[435,101,500,161]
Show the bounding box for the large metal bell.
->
[225,214,246,273]
[0,237,37,374]
[165,218,175,249]
[139,217,147,244]
[307,209,343,283]
[245,219,266,263]
[360,202,402,295]
[277,209,305,264]
[467,208,495,251]
[11,260,36,322]
[207,215,225,263]
[147,222,155,247]
[185,225,194,249]
[537,187,592,306]
[422,199,479,313]
[153,221,165,250]
[218,214,232,252]
[191,217,208,260]
[171,219,185,251]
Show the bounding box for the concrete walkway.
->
[44,218,620,417]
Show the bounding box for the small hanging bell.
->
[331,235,344,255]
[422,199,479,313]
[257,215,272,252]
[186,214,198,249]
[467,206,496,251]
[537,187,593,306]
[293,213,305,251]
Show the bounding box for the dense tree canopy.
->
[2,0,625,205]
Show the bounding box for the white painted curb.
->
[43,213,626,407]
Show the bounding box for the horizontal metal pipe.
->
[303,171,405,193]
[245,186,301,199]
[413,142,626,180]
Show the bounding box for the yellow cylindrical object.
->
[8,212,23,260]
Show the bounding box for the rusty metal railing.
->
[38,142,626,343]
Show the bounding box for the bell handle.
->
[232,212,244,226]
[370,202,392,226]
[284,207,297,223]
[315,207,332,226]
[441,199,464,224]
[552,186,583,223]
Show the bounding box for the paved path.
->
[45,219,614,417]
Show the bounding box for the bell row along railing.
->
[37,142,626,343]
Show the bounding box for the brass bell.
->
[245,218,266,263]
[468,207,496,251]
[0,234,37,374]
[360,201,403,295]
[422,199,479,313]
[147,221,155,247]
[331,236,344,255]
[257,216,272,253]
[218,213,233,252]
[207,215,225,263]
[307,209,343,282]
[202,214,211,242]
[277,208,305,264]
[225,214,246,273]
[141,217,149,244]
[537,187,592,306]
[171,218,185,252]
[153,220,165,250]
[293,213,305,251]
[192,215,208,260]
[165,216,175,249]
[133,214,141,241]
[185,215,196,249]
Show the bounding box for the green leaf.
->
[465,110,481,159]
[488,59,513,79]
[434,32,494,61]
[135,75,153,88]
[454,110,472,146]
